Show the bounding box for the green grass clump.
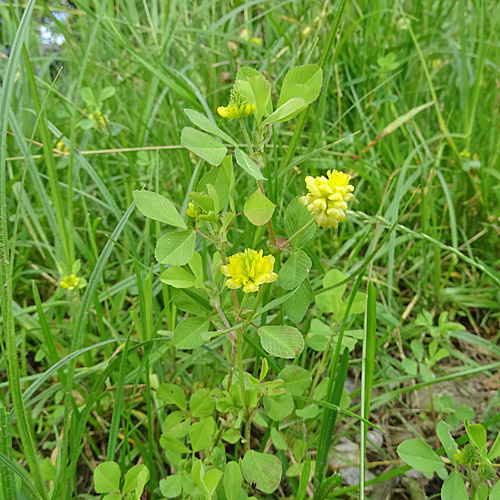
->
[1,1,499,499]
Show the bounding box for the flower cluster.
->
[454,444,479,466]
[60,274,83,291]
[299,169,354,229]
[217,84,256,120]
[89,110,108,129]
[221,249,277,293]
[217,102,256,120]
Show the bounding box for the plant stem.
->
[239,118,254,154]
[236,327,251,451]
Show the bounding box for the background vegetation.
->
[1,0,499,498]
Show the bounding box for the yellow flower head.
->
[186,202,201,218]
[217,84,256,120]
[60,274,82,291]
[56,141,69,154]
[221,249,278,293]
[299,169,354,229]
[217,102,256,120]
[454,444,479,465]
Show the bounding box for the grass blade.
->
[360,282,377,500]
[314,347,349,491]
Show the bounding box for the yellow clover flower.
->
[299,169,354,229]
[217,102,256,120]
[221,249,278,293]
[56,141,69,154]
[217,83,256,120]
[60,274,82,291]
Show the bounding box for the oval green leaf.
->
[133,190,186,228]
[243,189,275,226]
[234,148,265,180]
[258,325,304,359]
[155,230,196,266]
[181,127,227,166]
[173,318,209,349]
[397,438,443,474]
[241,450,282,494]
[94,461,121,494]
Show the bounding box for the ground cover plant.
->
[1,1,499,499]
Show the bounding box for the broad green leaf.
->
[189,191,214,213]
[441,470,468,500]
[161,266,196,288]
[223,462,243,500]
[487,429,500,460]
[81,87,96,106]
[190,389,216,417]
[490,479,500,500]
[189,419,215,452]
[236,66,273,117]
[262,97,307,126]
[197,160,231,210]
[278,65,323,107]
[155,230,196,266]
[277,250,311,290]
[94,462,121,493]
[237,75,271,122]
[477,483,488,500]
[188,251,204,283]
[160,474,183,499]
[295,405,319,419]
[315,270,346,316]
[164,411,190,439]
[397,439,443,474]
[278,365,312,396]
[436,421,458,463]
[191,458,206,493]
[122,464,149,495]
[258,326,304,359]
[284,198,316,249]
[181,127,227,166]
[99,86,116,101]
[184,108,237,146]
[234,148,265,180]
[174,318,209,349]
[203,468,223,496]
[102,495,121,500]
[283,279,313,323]
[270,428,287,451]
[157,383,187,410]
[243,189,275,225]
[263,391,294,420]
[465,419,487,454]
[323,269,347,295]
[292,439,306,461]
[241,451,282,494]
[159,434,191,454]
